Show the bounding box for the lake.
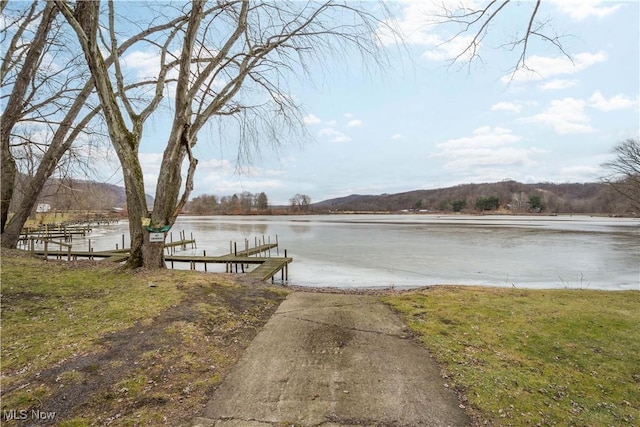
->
[70,214,639,291]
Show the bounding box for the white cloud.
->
[439,126,521,148]
[319,127,351,143]
[138,152,164,195]
[199,158,234,172]
[432,127,541,170]
[198,158,284,195]
[538,79,579,91]
[421,35,475,62]
[491,102,522,113]
[391,134,406,140]
[123,50,162,79]
[303,114,322,125]
[522,98,595,134]
[347,119,363,127]
[587,91,637,111]
[377,0,479,62]
[505,51,607,83]
[549,0,621,21]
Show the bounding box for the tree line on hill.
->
[311,181,635,215]
[7,175,636,219]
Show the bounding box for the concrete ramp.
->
[192,292,470,426]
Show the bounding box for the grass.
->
[382,286,640,426]
[1,249,288,426]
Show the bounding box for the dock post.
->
[122,234,125,250]
[276,234,279,256]
[285,249,289,281]
[203,250,207,272]
[44,240,48,260]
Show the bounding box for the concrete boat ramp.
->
[191,292,470,427]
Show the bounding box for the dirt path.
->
[191,292,470,427]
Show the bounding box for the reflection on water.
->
[65,215,639,291]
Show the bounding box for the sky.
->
[111,0,639,205]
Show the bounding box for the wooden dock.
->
[25,236,292,283]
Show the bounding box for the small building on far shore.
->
[36,203,51,213]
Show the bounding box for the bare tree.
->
[436,0,572,76]
[1,2,192,249]
[1,1,58,233]
[290,193,311,212]
[601,139,640,215]
[57,0,395,269]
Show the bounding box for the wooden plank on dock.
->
[104,254,129,262]
[233,243,278,257]
[29,250,121,259]
[247,257,293,281]
[164,239,196,248]
[165,255,265,264]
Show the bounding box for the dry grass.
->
[1,249,287,426]
[383,286,640,426]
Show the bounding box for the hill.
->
[10,175,154,214]
[312,181,628,215]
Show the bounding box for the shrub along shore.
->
[1,250,638,426]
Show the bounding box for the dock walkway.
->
[26,238,292,283]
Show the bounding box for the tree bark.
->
[0,139,16,234]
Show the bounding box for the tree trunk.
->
[0,139,16,234]
[116,147,149,269]
[142,140,188,270]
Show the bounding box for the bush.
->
[452,199,467,212]
[475,195,500,211]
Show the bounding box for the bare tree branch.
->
[437,0,573,77]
